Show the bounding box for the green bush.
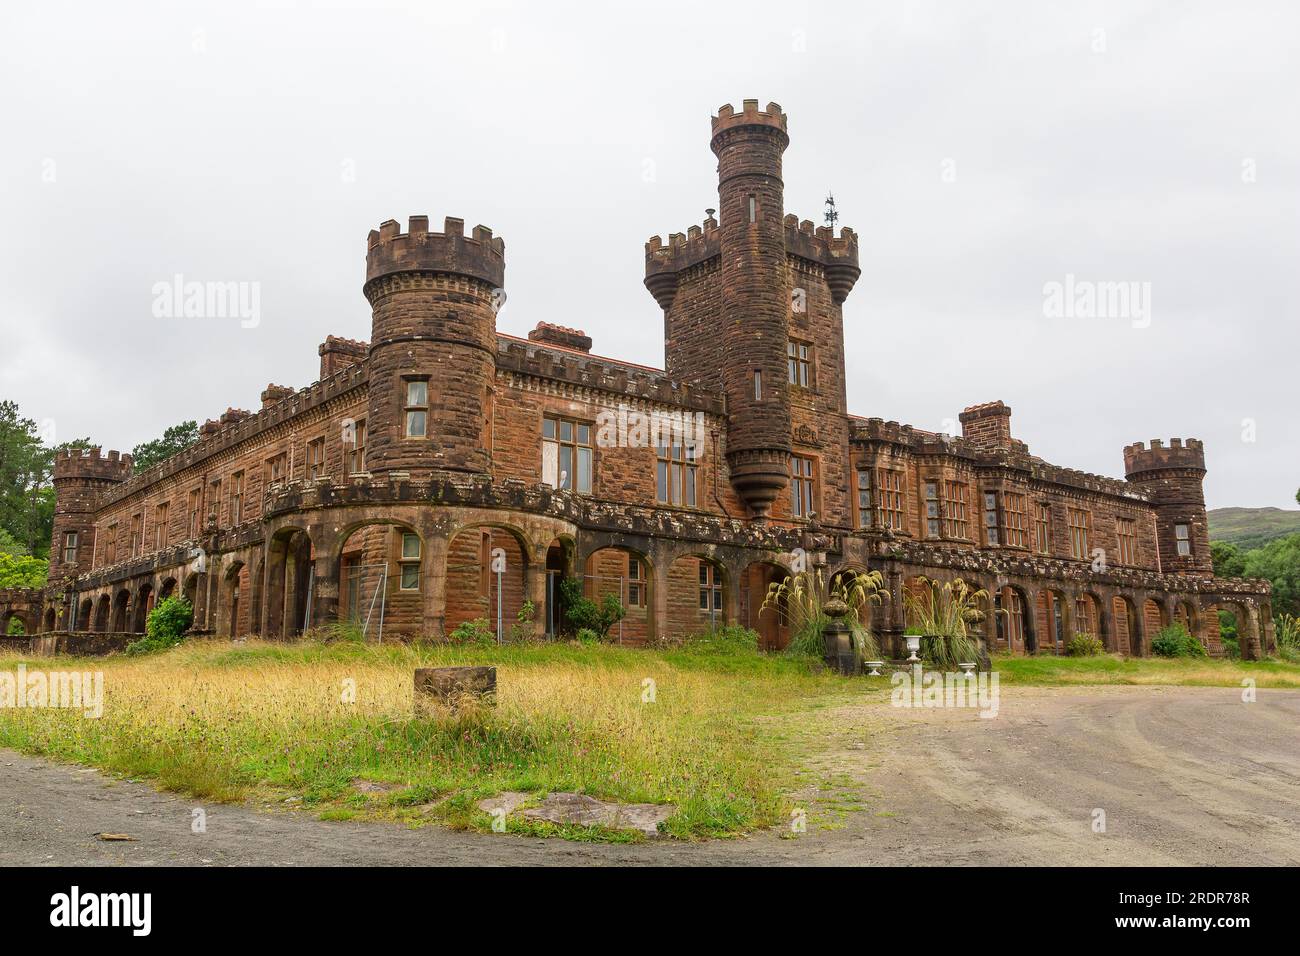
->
[1065,634,1104,657]
[126,597,193,655]
[1221,636,1241,660]
[449,617,496,644]
[1150,623,1207,658]
[575,628,600,645]
[559,578,625,639]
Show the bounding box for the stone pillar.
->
[524,561,548,639]
[1243,604,1262,661]
[421,534,449,640]
[310,552,340,630]
[650,560,669,645]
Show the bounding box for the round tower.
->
[712,100,793,518]
[50,447,132,585]
[1123,438,1212,573]
[362,215,505,476]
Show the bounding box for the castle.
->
[1,100,1275,658]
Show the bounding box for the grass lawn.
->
[0,639,854,840]
[992,652,1300,688]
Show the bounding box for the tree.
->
[131,420,199,473]
[1242,533,1300,619]
[1211,541,1247,579]
[0,550,48,589]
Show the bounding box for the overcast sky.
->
[2,0,1296,509]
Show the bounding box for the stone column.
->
[421,534,449,640]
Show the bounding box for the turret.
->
[49,447,132,582]
[1123,438,1211,573]
[362,215,505,476]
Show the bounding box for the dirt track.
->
[2,685,1297,866]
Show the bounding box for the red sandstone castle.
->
[3,100,1275,658]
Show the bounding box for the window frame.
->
[62,531,78,565]
[398,531,421,591]
[787,340,812,388]
[875,467,906,531]
[1117,517,1137,565]
[542,414,593,494]
[790,454,816,519]
[403,377,429,439]
[1174,522,1192,557]
[306,436,325,480]
[656,442,698,508]
[1067,507,1092,561]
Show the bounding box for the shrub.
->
[1151,623,1207,658]
[508,600,538,643]
[761,568,885,660]
[575,628,600,645]
[1222,636,1241,660]
[449,617,496,645]
[903,576,990,669]
[1066,634,1104,657]
[126,597,193,655]
[560,578,625,640]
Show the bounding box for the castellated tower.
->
[49,447,131,583]
[1123,438,1212,574]
[363,216,505,476]
[645,101,861,521]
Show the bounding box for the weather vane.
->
[824,191,839,228]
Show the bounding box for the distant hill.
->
[1208,507,1300,551]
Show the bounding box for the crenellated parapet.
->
[782,215,861,303]
[52,447,133,482]
[365,215,505,293]
[1123,438,1206,479]
[644,216,721,309]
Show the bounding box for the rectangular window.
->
[399,532,421,591]
[787,341,811,387]
[983,491,1000,546]
[154,502,169,550]
[791,455,816,518]
[656,443,697,508]
[479,532,491,597]
[1068,507,1091,561]
[1003,492,1028,548]
[875,468,906,531]
[747,195,757,223]
[1117,517,1137,565]
[542,415,593,493]
[944,481,969,539]
[209,479,221,527]
[1175,523,1191,557]
[267,454,286,485]
[856,468,873,528]
[105,524,118,564]
[698,563,722,612]
[187,488,201,538]
[306,437,325,480]
[346,419,367,475]
[404,378,428,438]
[62,531,78,565]
[1034,502,1051,554]
[130,513,143,557]
[627,557,646,607]
[753,369,763,401]
[230,472,244,526]
[924,480,941,538]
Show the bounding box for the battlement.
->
[1124,438,1207,478]
[644,215,722,302]
[261,383,295,409]
[710,100,789,139]
[364,215,505,290]
[52,446,132,482]
[528,322,592,353]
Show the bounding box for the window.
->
[1034,502,1051,554]
[787,341,811,387]
[105,524,118,564]
[154,502,169,550]
[1175,523,1191,557]
[698,563,722,612]
[130,513,143,558]
[656,443,697,507]
[875,468,906,531]
[1117,517,1137,565]
[62,531,78,565]
[478,532,491,596]
[399,532,421,591]
[983,491,1000,546]
[266,454,286,485]
[944,481,969,539]
[627,557,646,607]
[1003,492,1028,548]
[187,489,201,538]
[1068,507,1091,560]
[346,420,366,475]
[306,437,325,480]
[209,479,221,527]
[753,370,763,401]
[747,194,757,223]
[856,468,873,528]
[924,481,941,537]
[404,378,428,438]
[230,472,244,525]
[791,455,816,518]
[542,415,593,493]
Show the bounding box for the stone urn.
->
[821,598,860,676]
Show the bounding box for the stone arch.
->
[1112,594,1141,655]
[42,606,57,633]
[995,583,1035,654]
[663,551,728,641]
[110,589,130,632]
[132,582,154,633]
[337,520,426,641]
[1035,587,1070,654]
[220,560,248,638]
[1173,599,1200,643]
[93,594,111,632]
[2,609,32,636]
[743,559,792,651]
[541,534,577,638]
[77,597,94,632]
[159,577,177,601]
[1142,597,1168,643]
[579,544,653,645]
[265,526,314,640]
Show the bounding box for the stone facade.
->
[3,100,1274,659]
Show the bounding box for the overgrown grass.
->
[992,652,1300,688]
[0,639,849,840]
